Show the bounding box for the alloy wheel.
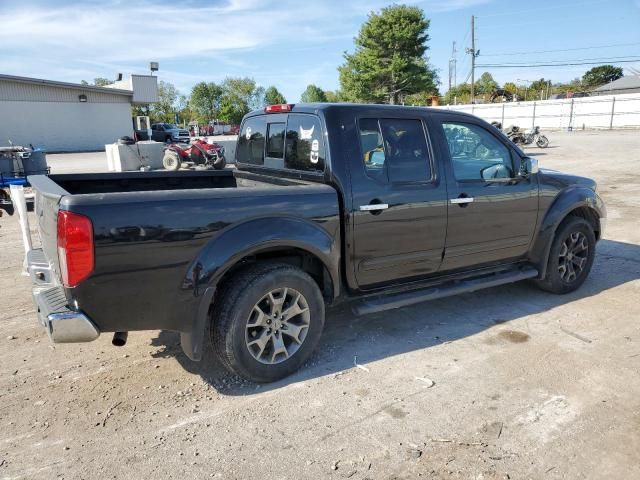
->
[558,231,589,283]
[245,288,310,364]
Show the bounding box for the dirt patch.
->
[1,131,640,479]
[484,329,530,345]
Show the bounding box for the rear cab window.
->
[237,116,267,165]
[237,113,325,174]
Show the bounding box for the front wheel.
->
[211,263,325,382]
[162,150,180,170]
[213,155,226,170]
[532,216,596,294]
[536,135,549,148]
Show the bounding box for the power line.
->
[481,42,640,57]
[460,26,471,51]
[478,0,609,18]
[477,59,640,68]
[479,55,640,65]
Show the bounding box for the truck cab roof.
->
[246,102,478,120]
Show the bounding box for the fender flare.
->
[529,186,605,278]
[179,216,340,361]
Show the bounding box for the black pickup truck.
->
[26,103,605,382]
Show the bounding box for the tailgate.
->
[28,175,69,281]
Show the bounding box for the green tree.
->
[190,81,223,122]
[338,4,438,104]
[552,78,583,95]
[218,77,258,124]
[93,77,113,87]
[527,78,553,99]
[300,84,328,103]
[404,91,439,105]
[324,90,343,102]
[582,65,623,88]
[150,80,179,123]
[476,72,498,95]
[251,86,266,110]
[80,77,113,87]
[264,86,287,105]
[443,83,471,104]
[502,82,517,94]
[176,94,194,124]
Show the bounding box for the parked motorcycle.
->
[525,126,550,148]
[505,125,549,148]
[162,138,226,171]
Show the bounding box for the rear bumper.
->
[28,249,100,343]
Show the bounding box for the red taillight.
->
[57,210,94,288]
[264,104,294,113]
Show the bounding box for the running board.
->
[353,266,539,316]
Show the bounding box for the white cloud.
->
[0,0,495,99]
[0,0,356,64]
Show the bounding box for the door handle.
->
[450,197,474,204]
[450,194,474,207]
[360,203,389,212]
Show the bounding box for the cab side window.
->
[358,118,432,183]
[358,119,387,180]
[442,122,514,181]
[380,118,432,183]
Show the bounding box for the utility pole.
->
[470,15,475,103]
[448,41,457,91]
[466,16,479,104]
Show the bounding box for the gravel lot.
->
[1,130,639,479]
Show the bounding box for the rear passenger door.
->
[351,116,448,288]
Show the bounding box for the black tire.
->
[536,135,549,148]
[163,150,180,171]
[532,216,596,294]
[213,155,226,170]
[210,262,325,383]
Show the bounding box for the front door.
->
[351,116,448,288]
[433,116,539,271]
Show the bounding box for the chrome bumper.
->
[29,249,100,343]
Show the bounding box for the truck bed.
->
[44,169,307,195]
[27,169,341,336]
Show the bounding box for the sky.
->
[0,0,639,102]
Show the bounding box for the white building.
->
[0,74,158,152]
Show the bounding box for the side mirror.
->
[520,157,539,176]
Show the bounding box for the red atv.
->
[162,138,226,171]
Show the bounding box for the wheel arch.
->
[179,217,340,361]
[529,186,604,278]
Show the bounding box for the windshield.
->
[163,124,178,129]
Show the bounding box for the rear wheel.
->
[163,150,180,170]
[532,216,596,294]
[210,262,325,382]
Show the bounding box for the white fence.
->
[436,93,640,130]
